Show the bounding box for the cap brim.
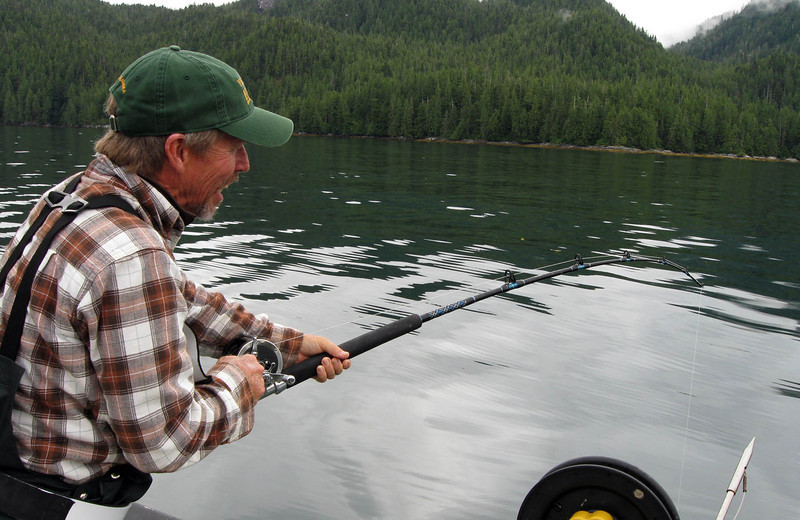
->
[220,107,294,147]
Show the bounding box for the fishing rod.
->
[715,437,755,520]
[246,251,703,395]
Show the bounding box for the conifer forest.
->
[2,0,800,159]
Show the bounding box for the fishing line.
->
[676,283,705,510]
[226,250,704,388]
[266,250,698,353]
[265,255,574,345]
[282,251,703,384]
[267,252,625,348]
[731,487,747,520]
[241,249,712,513]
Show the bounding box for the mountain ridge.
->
[0,0,798,158]
[672,0,800,62]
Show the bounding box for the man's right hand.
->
[216,354,266,399]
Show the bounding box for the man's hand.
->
[297,334,351,382]
[217,354,266,399]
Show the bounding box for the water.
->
[1,126,798,519]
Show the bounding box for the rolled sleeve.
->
[182,278,305,366]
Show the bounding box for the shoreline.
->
[296,132,800,164]
[493,141,800,163]
[7,124,798,163]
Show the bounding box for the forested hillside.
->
[672,1,800,64]
[2,0,799,159]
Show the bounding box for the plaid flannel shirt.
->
[0,155,304,484]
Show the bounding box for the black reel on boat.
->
[227,337,296,398]
[518,457,680,520]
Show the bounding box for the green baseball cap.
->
[109,46,293,147]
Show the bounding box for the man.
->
[0,46,349,518]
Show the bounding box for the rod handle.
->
[285,314,423,385]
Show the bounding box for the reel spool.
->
[228,337,295,398]
[518,457,680,520]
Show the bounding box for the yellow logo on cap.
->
[237,78,252,105]
[118,76,127,94]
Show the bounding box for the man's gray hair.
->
[95,95,223,179]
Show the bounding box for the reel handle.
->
[230,337,295,398]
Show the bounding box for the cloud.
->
[749,0,800,10]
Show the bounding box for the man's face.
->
[181,133,250,220]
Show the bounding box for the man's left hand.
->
[297,334,351,382]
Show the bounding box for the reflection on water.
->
[1,127,799,519]
[774,379,800,399]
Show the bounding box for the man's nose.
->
[237,146,250,173]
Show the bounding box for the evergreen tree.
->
[0,0,798,158]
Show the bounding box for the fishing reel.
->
[227,337,296,398]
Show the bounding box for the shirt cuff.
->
[254,317,304,367]
[205,358,257,442]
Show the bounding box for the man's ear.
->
[164,133,188,173]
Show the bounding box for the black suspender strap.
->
[0,175,83,290]
[0,180,138,361]
[0,177,152,510]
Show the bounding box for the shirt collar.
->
[84,154,188,249]
[143,176,196,227]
